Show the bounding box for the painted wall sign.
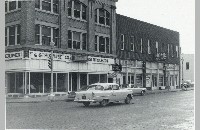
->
[87,56,114,64]
[5,51,23,60]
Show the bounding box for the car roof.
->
[90,83,118,86]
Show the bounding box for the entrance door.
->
[70,73,78,91]
[80,74,87,90]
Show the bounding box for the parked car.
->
[74,83,133,107]
[122,84,147,96]
[67,85,88,100]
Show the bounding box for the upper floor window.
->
[186,62,189,70]
[156,41,158,54]
[35,0,59,14]
[5,0,21,13]
[168,44,169,56]
[171,44,174,57]
[140,38,143,53]
[121,34,124,50]
[130,36,134,51]
[95,8,110,26]
[68,30,87,50]
[148,40,151,54]
[5,24,21,46]
[68,1,87,20]
[95,35,110,53]
[35,24,59,46]
[176,46,179,57]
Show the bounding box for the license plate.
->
[82,96,86,99]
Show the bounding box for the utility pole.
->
[48,42,55,101]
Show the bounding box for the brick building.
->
[5,0,180,97]
[115,14,180,90]
[5,0,118,96]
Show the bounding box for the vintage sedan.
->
[122,84,147,96]
[74,83,133,107]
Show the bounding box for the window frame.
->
[148,39,151,54]
[68,1,87,21]
[130,36,135,51]
[121,34,124,50]
[95,35,110,53]
[35,24,59,46]
[156,41,158,54]
[5,24,21,46]
[5,0,21,13]
[95,8,110,26]
[68,30,87,50]
[140,38,143,53]
[35,0,59,14]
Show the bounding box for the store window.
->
[35,0,58,13]
[136,75,142,87]
[35,24,59,46]
[159,76,164,86]
[68,30,87,50]
[95,35,110,53]
[5,24,21,46]
[95,8,110,26]
[5,0,21,13]
[68,1,87,20]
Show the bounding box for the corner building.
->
[5,0,118,96]
[116,14,180,90]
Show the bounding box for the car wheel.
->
[141,90,146,96]
[100,99,108,107]
[83,102,90,107]
[125,96,131,104]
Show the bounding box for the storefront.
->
[5,50,115,95]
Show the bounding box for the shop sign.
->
[167,64,175,69]
[112,63,122,71]
[72,55,88,62]
[87,56,114,64]
[156,53,167,61]
[29,51,72,62]
[5,51,23,60]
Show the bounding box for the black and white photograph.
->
[5,0,195,129]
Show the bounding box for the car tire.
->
[83,102,90,107]
[100,99,108,107]
[141,90,146,96]
[125,96,131,104]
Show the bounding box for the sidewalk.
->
[6,88,190,103]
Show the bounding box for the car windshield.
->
[87,85,104,90]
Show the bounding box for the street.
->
[6,90,194,130]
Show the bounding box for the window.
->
[148,40,151,54]
[35,25,59,46]
[140,38,143,53]
[168,44,169,56]
[95,35,110,53]
[161,43,164,52]
[186,62,189,70]
[5,25,21,46]
[130,36,134,51]
[121,34,124,50]
[35,0,58,13]
[68,30,87,50]
[176,46,179,57]
[171,44,174,57]
[95,8,110,26]
[5,0,21,13]
[156,41,158,54]
[68,1,87,20]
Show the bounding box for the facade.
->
[181,54,194,83]
[115,14,180,90]
[5,0,118,96]
[5,0,180,97]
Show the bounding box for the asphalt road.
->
[6,90,194,130]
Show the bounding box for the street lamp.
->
[48,41,55,101]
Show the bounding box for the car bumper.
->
[74,99,99,103]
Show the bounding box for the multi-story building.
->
[5,0,180,97]
[180,54,194,83]
[115,14,180,90]
[5,0,118,96]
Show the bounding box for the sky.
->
[116,0,195,54]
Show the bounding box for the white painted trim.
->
[68,27,87,33]
[5,21,20,27]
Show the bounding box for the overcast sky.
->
[116,0,195,54]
